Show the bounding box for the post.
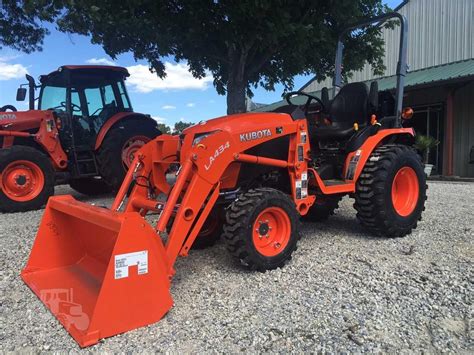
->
[443,90,454,176]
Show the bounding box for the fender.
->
[94,112,156,150]
[343,127,415,183]
[307,127,415,195]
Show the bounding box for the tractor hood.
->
[182,112,294,137]
[0,110,55,131]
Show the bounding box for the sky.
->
[0,0,400,128]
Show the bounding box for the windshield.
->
[39,86,67,111]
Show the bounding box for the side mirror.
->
[16,87,27,101]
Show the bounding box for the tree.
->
[0,1,56,53]
[3,0,390,114]
[173,121,194,135]
[156,123,172,135]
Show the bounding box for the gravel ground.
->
[0,181,472,352]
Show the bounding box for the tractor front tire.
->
[97,119,161,190]
[0,146,54,212]
[69,177,112,196]
[354,144,427,238]
[223,188,300,271]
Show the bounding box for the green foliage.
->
[156,123,171,135]
[3,0,392,113]
[0,0,57,53]
[415,135,440,163]
[173,121,194,135]
[415,135,440,151]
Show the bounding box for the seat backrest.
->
[321,87,330,110]
[329,82,369,128]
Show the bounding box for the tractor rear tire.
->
[303,193,341,222]
[69,177,112,196]
[97,119,161,190]
[354,144,427,238]
[223,188,300,271]
[0,146,54,212]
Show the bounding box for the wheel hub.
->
[257,221,270,237]
[15,174,28,186]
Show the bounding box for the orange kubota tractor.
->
[22,13,426,347]
[0,65,161,212]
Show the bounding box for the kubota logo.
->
[240,129,272,142]
[0,113,16,120]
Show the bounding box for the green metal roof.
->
[255,58,474,112]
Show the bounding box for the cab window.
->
[118,81,132,110]
[40,86,67,111]
[103,85,115,105]
[84,84,118,117]
[84,87,103,116]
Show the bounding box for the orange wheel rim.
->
[252,207,291,257]
[121,136,150,169]
[391,166,419,216]
[1,160,45,202]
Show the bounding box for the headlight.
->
[192,131,219,146]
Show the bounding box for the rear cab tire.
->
[0,146,54,212]
[223,188,301,271]
[354,144,427,237]
[97,118,161,190]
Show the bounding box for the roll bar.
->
[333,12,408,127]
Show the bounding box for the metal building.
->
[301,0,474,177]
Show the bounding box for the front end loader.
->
[22,13,427,347]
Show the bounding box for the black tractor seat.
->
[312,82,377,141]
[312,124,356,140]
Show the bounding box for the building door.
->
[406,104,444,175]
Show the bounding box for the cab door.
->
[69,88,96,149]
[84,83,120,135]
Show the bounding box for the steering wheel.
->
[70,102,82,113]
[50,101,67,111]
[49,101,82,113]
[1,105,17,112]
[285,91,326,114]
[90,107,103,116]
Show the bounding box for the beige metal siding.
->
[303,0,474,93]
[453,81,474,177]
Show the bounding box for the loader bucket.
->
[21,195,173,347]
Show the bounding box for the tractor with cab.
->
[0,65,161,212]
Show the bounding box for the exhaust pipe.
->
[25,74,35,110]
